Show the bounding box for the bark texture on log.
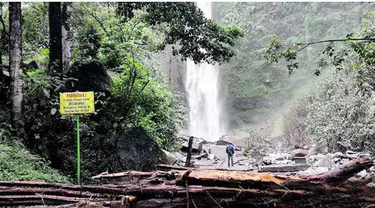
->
[0,158,373,208]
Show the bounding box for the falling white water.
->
[185,1,226,142]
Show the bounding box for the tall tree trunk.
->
[9,2,24,138]
[48,2,62,78]
[61,2,72,73]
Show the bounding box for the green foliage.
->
[111,64,183,148]
[283,72,375,154]
[70,2,115,61]
[243,129,268,161]
[116,2,244,64]
[0,123,70,182]
[75,25,101,61]
[98,10,162,69]
[34,48,50,69]
[282,13,375,154]
[25,68,66,101]
[265,12,375,77]
[22,2,49,62]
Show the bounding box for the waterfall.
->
[185,1,226,142]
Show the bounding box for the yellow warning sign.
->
[60,92,95,115]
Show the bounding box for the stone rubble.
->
[166,137,374,179]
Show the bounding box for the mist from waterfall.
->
[185,2,227,142]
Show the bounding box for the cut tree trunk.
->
[9,2,24,138]
[185,136,194,167]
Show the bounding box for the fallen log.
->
[1,181,375,207]
[258,164,309,172]
[91,171,172,180]
[307,158,373,183]
[178,158,373,189]
[91,170,176,185]
[0,158,372,207]
[155,164,192,171]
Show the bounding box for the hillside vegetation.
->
[213,2,375,130]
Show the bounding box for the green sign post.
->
[76,115,81,184]
[60,92,95,185]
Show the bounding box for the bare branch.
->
[82,4,110,36]
[296,38,375,51]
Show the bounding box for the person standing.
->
[226,143,235,167]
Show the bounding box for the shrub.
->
[0,123,70,182]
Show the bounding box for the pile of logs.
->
[0,158,374,208]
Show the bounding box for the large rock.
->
[216,135,246,148]
[180,137,203,154]
[261,153,292,166]
[307,154,332,168]
[116,127,168,171]
[332,152,345,159]
[65,60,113,92]
[163,150,185,165]
[259,164,309,172]
[292,149,309,159]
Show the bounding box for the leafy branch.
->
[265,37,375,75]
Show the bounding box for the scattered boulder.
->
[215,140,230,146]
[208,154,218,161]
[359,153,372,159]
[193,151,209,160]
[356,170,368,179]
[216,135,246,148]
[292,149,309,159]
[261,159,273,166]
[116,127,168,171]
[332,152,345,159]
[162,150,185,165]
[308,154,332,168]
[261,153,292,166]
[345,150,360,159]
[259,164,309,172]
[180,138,203,154]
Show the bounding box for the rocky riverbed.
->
[164,136,375,181]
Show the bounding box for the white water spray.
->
[185,2,227,142]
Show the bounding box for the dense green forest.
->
[1,1,375,184]
[0,2,242,182]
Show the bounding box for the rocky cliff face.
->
[154,45,187,95]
